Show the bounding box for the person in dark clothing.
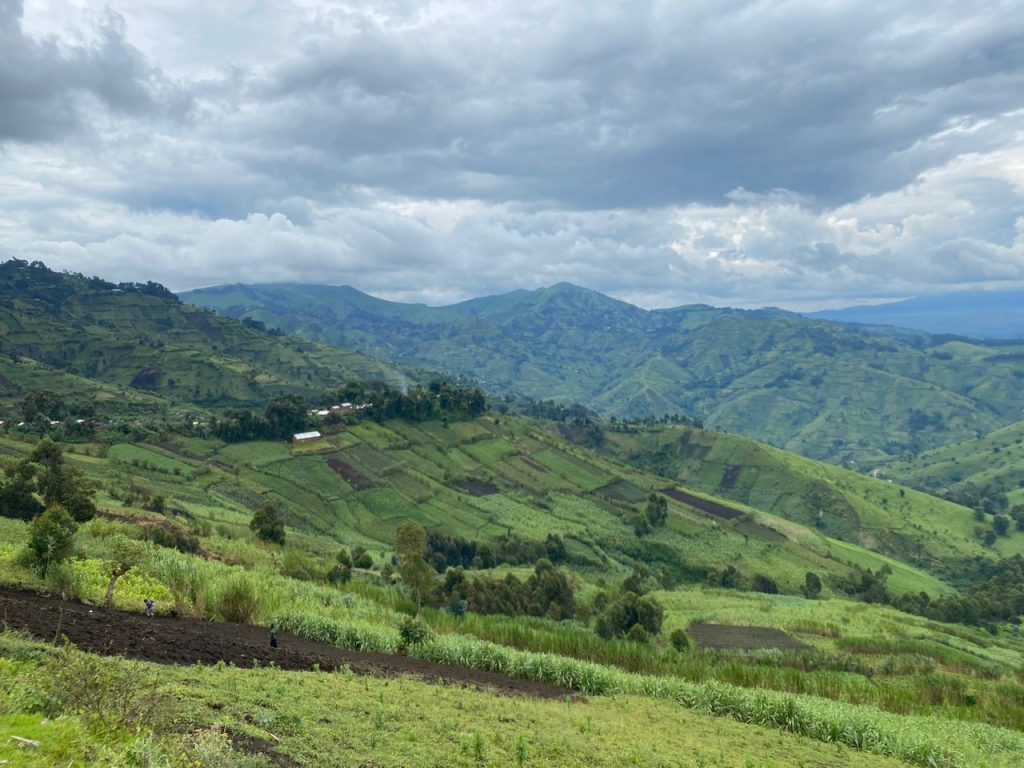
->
[270,624,278,649]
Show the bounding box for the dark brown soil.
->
[325,457,373,490]
[661,487,744,519]
[455,479,499,496]
[718,465,742,490]
[687,622,810,651]
[0,587,573,700]
[520,457,550,474]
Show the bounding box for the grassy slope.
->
[0,634,911,768]
[15,415,971,598]
[589,423,1024,569]
[880,419,1024,505]
[181,282,1024,462]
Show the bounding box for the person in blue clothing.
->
[144,598,155,617]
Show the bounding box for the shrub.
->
[669,628,690,652]
[352,546,373,569]
[327,564,352,584]
[40,646,175,731]
[28,504,77,575]
[398,615,433,650]
[250,502,285,545]
[625,623,649,643]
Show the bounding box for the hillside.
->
[181,281,1024,462]
[0,261,407,418]
[879,420,1024,509]
[568,422,1024,574]
[809,289,1024,339]
[0,414,954,599]
[3,413,1024,768]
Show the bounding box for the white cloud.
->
[2,0,1024,307]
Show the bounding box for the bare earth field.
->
[0,587,572,699]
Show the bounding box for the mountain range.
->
[182,281,1024,464]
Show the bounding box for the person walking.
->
[270,623,278,649]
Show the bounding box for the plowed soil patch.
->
[326,457,373,490]
[661,487,744,519]
[455,479,499,496]
[688,622,809,651]
[0,587,572,699]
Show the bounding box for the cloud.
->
[0,0,188,142]
[1,0,1023,308]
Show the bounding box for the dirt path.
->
[0,587,572,699]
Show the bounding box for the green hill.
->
[181,282,1024,463]
[579,422,1024,571]
[0,261,407,417]
[879,420,1024,509]
[1,414,952,598]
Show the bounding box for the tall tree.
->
[396,521,434,611]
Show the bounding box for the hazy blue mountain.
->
[808,290,1024,339]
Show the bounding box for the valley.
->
[1,262,1023,768]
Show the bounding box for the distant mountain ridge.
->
[808,289,1024,339]
[181,281,1024,463]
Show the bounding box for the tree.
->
[28,504,77,575]
[250,502,285,544]
[993,516,1010,537]
[526,558,575,620]
[104,534,149,607]
[804,571,822,599]
[0,461,43,521]
[29,439,95,522]
[22,390,64,422]
[265,394,308,439]
[596,591,663,639]
[396,521,434,611]
[644,493,668,529]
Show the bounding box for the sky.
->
[1,0,1023,310]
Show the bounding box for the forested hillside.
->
[0,261,407,418]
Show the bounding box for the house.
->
[293,430,322,444]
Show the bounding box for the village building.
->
[293,430,322,444]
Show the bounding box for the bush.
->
[352,546,373,569]
[213,572,262,624]
[28,504,77,575]
[40,646,175,731]
[327,564,352,584]
[398,615,433,650]
[625,623,649,643]
[669,628,690,652]
[250,502,285,545]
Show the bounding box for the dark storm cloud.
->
[223,0,1024,209]
[0,0,187,142]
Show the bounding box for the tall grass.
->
[275,611,1023,768]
